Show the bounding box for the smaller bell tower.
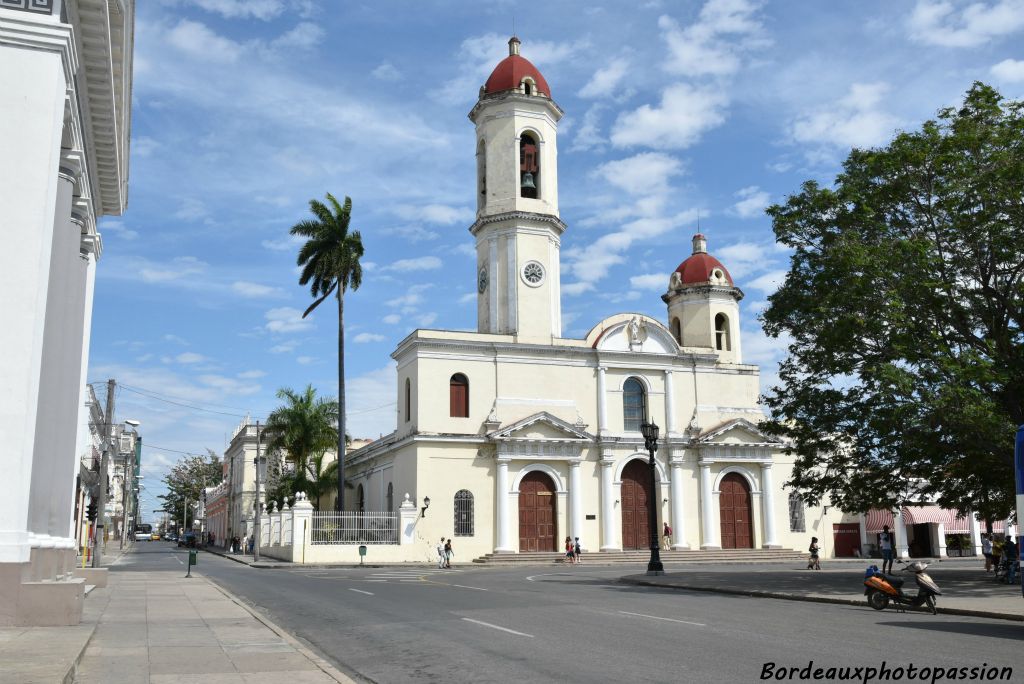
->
[469,37,565,342]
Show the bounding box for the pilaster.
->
[599,453,617,551]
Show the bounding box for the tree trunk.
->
[337,287,346,512]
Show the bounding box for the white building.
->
[341,37,825,562]
[0,0,133,625]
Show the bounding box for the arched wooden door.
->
[719,473,753,549]
[518,471,556,552]
[621,460,652,550]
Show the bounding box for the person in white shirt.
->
[437,537,446,569]
[879,525,894,574]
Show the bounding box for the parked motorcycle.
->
[863,562,942,614]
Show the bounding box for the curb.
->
[619,578,1024,622]
[198,572,362,683]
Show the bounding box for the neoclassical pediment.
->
[697,418,782,446]
[586,313,678,354]
[488,411,593,442]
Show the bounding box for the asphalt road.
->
[122,543,1022,683]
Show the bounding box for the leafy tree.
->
[262,385,339,509]
[761,83,1024,527]
[158,450,223,532]
[290,193,364,511]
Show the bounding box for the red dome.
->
[674,253,733,285]
[484,39,551,97]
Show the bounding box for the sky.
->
[87,0,1024,520]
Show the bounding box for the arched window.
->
[623,377,646,432]
[476,139,487,211]
[670,317,682,344]
[356,484,365,513]
[454,490,474,536]
[386,483,393,512]
[449,373,469,418]
[519,132,539,199]
[404,378,411,423]
[788,493,805,533]
[715,313,731,351]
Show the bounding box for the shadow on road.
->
[876,621,1024,641]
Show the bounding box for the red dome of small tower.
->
[483,36,551,98]
[673,234,733,286]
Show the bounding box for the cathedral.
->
[345,36,821,559]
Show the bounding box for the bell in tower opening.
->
[520,133,538,199]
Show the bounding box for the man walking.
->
[437,537,446,569]
[879,525,894,574]
[662,522,672,550]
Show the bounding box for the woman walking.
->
[444,538,454,568]
[808,537,821,570]
[565,536,576,565]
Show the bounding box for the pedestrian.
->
[662,522,672,550]
[982,534,994,571]
[1003,535,1018,584]
[808,537,821,570]
[437,537,446,569]
[444,538,454,568]
[246,534,254,554]
[564,536,575,564]
[879,525,894,575]
[574,537,582,564]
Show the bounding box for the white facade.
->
[0,0,133,626]
[341,38,824,563]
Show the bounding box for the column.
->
[568,460,583,541]
[858,515,868,558]
[759,463,779,548]
[495,459,513,552]
[669,456,688,549]
[699,463,719,549]
[487,238,498,333]
[969,512,983,556]
[399,493,417,545]
[894,508,910,558]
[596,367,608,435]
[600,454,617,551]
[664,369,676,435]
[935,522,947,558]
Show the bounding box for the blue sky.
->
[87,0,1024,519]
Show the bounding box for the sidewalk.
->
[621,562,1024,621]
[0,546,356,683]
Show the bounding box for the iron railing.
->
[310,511,398,545]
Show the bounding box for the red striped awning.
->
[865,509,894,533]
[902,505,972,532]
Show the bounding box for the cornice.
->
[468,91,564,123]
[662,283,745,304]
[469,210,566,237]
[0,11,77,82]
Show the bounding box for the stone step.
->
[473,549,806,565]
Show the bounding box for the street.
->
[121,543,1021,683]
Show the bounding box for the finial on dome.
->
[508,36,521,56]
[692,233,707,255]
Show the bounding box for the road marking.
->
[525,573,575,582]
[461,618,533,637]
[174,557,183,565]
[618,610,704,626]
[450,584,488,591]
[348,588,374,596]
[399,579,421,582]
[365,579,387,583]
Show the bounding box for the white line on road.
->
[348,588,374,596]
[364,580,387,582]
[174,557,183,565]
[618,610,704,626]
[449,584,488,591]
[460,618,533,637]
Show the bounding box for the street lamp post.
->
[640,421,665,576]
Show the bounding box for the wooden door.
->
[833,523,860,557]
[518,472,556,552]
[621,460,652,550]
[719,473,753,549]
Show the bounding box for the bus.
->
[134,523,153,542]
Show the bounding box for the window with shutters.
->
[454,490,474,536]
[623,377,646,432]
[404,378,411,423]
[789,492,806,533]
[449,373,469,418]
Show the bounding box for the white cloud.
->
[345,365,398,438]
[264,307,313,333]
[175,197,208,220]
[907,0,1024,47]
[167,20,243,63]
[354,332,386,343]
[138,256,208,283]
[716,241,772,280]
[372,62,402,81]
[790,82,899,150]
[385,256,442,272]
[163,334,189,346]
[382,225,440,242]
[594,152,683,196]
[269,341,298,353]
[392,204,473,225]
[102,219,139,240]
[991,58,1024,82]
[174,352,207,364]
[386,284,432,310]
[197,373,261,396]
[416,312,438,327]
[238,369,266,379]
[658,1,768,78]
[570,104,607,152]
[231,281,283,298]
[454,244,477,258]
[382,314,401,324]
[458,293,476,305]
[747,269,788,293]
[271,22,323,51]
[611,84,728,149]
[261,235,305,251]
[629,274,667,291]
[296,355,315,365]
[184,0,286,20]
[731,186,770,218]
[579,57,631,98]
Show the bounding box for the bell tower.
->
[469,36,565,341]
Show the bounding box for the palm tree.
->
[262,385,338,503]
[290,194,364,511]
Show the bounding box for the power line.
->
[118,385,249,418]
[119,382,257,413]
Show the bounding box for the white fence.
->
[311,511,398,545]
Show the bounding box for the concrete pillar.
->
[935,522,947,558]
[399,494,417,545]
[970,512,983,556]
[596,366,608,435]
[291,494,313,548]
[568,460,583,541]
[494,459,512,552]
[858,515,868,558]
[700,463,720,549]
[600,453,617,551]
[663,370,676,435]
[669,456,688,549]
[759,463,779,548]
[894,508,910,558]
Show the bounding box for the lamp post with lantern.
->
[640,421,665,576]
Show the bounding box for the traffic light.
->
[87,500,98,523]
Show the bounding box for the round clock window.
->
[478,266,488,293]
[521,260,545,287]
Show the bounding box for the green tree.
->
[761,83,1024,526]
[158,450,223,532]
[290,193,364,511]
[262,385,339,509]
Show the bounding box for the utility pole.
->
[254,420,261,562]
[119,429,136,549]
[92,379,115,568]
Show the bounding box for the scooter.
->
[863,562,942,614]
